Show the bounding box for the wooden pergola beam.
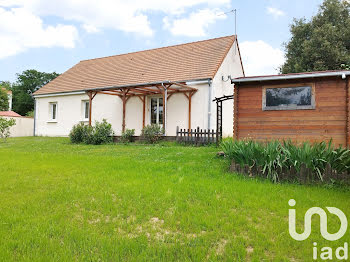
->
[171,82,197,91]
[99,91,122,96]
[89,82,197,133]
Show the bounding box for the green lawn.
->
[0,137,349,261]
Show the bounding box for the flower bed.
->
[221,139,350,184]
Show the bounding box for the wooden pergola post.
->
[87,91,97,126]
[184,91,195,130]
[157,84,171,134]
[120,88,130,132]
[138,95,146,128]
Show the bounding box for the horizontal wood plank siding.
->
[236,78,347,147]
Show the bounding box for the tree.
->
[0,81,12,90]
[0,88,9,111]
[281,0,350,74]
[12,70,59,116]
[0,117,15,142]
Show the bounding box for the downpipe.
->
[208,79,212,130]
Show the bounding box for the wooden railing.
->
[176,126,218,145]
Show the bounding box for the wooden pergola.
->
[85,81,197,133]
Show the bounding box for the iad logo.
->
[288,199,348,260]
[288,199,347,241]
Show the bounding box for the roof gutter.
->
[231,71,350,84]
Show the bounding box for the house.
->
[231,70,350,147]
[33,35,244,137]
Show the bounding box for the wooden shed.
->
[231,70,350,147]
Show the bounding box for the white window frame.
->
[48,102,58,122]
[150,97,163,127]
[82,100,89,121]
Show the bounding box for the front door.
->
[150,97,163,127]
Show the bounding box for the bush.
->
[26,110,34,117]
[221,139,350,184]
[69,122,90,144]
[87,119,114,145]
[69,119,114,145]
[120,129,135,143]
[0,117,16,142]
[141,124,164,144]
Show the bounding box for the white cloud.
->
[82,24,99,34]
[163,9,226,37]
[240,40,285,76]
[1,0,230,37]
[266,7,285,19]
[0,0,231,58]
[0,7,78,59]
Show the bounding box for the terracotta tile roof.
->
[0,111,21,117]
[34,35,236,95]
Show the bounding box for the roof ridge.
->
[80,35,236,63]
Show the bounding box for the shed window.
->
[263,86,315,111]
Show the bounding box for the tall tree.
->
[281,0,350,74]
[0,88,9,111]
[0,81,11,111]
[12,70,59,116]
[0,81,12,90]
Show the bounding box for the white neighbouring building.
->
[33,35,244,137]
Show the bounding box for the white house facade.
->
[33,36,244,137]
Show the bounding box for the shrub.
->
[26,110,34,117]
[120,129,135,143]
[141,124,164,144]
[221,139,350,184]
[85,119,114,145]
[69,119,114,145]
[0,117,16,142]
[69,122,90,144]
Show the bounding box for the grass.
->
[0,137,349,261]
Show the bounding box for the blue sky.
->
[0,0,323,82]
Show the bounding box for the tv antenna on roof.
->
[217,9,237,37]
[217,9,237,54]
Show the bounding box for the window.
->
[150,97,163,126]
[49,102,57,120]
[82,100,89,120]
[262,85,315,111]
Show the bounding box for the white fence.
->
[3,116,34,137]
